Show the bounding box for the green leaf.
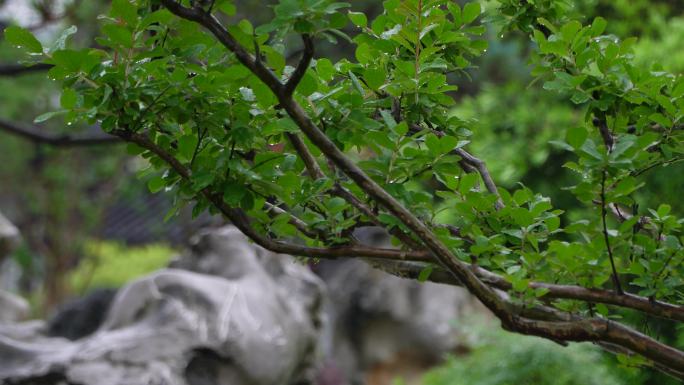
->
[111,0,138,26]
[363,67,386,90]
[217,1,237,16]
[51,25,78,52]
[380,110,397,129]
[296,71,318,96]
[147,176,166,193]
[425,133,441,155]
[650,113,671,128]
[672,80,684,98]
[566,126,587,149]
[348,11,367,27]
[511,277,529,292]
[60,88,78,109]
[178,134,199,161]
[590,17,607,36]
[560,20,581,42]
[580,140,605,161]
[418,265,434,282]
[223,183,247,205]
[355,43,372,64]
[34,110,67,123]
[102,24,133,48]
[462,2,481,24]
[459,173,478,195]
[4,26,43,54]
[316,58,335,81]
[657,204,671,217]
[348,70,365,95]
[264,47,286,72]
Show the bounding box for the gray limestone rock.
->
[0,290,30,324]
[0,225,479,385]
[0,212,20,259]
[313,227,480,385]
[0,226,325,385]
[0,213,28,325]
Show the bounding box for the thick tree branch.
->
[0,118,120,146]
[592,117,614,151]
[0,63,52,77]
[388,261,684,323]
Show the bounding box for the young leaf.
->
[348,11,367,27]
[462,2,481,24]
[4,26,43,54]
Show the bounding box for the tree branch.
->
[285,132,325,178]
[286,131,424,249]
[263,201,325,240]
[0,63,52,77]
[453,148,504,209]
[601,170,623,294]
[386,261,684,323]
[283,34,314,97]
[159,0,282,93]
[158,2,684,373]
[409,123,503,208]
[110,128,431,263]
[592,117,614,151]
[116,123,684,372]
[0,118,120,146]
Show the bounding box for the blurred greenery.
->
[422,318,629,385]
[68,240,175,294]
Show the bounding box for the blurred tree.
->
[0,0,131,311]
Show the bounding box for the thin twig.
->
[601,170,623,294]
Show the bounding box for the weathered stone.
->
[0,225,479,385]
[47,288,117,340]
[0,290,30,324]
[0,226,325,385]
[313,227,480,385]
[0,211,20,260]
